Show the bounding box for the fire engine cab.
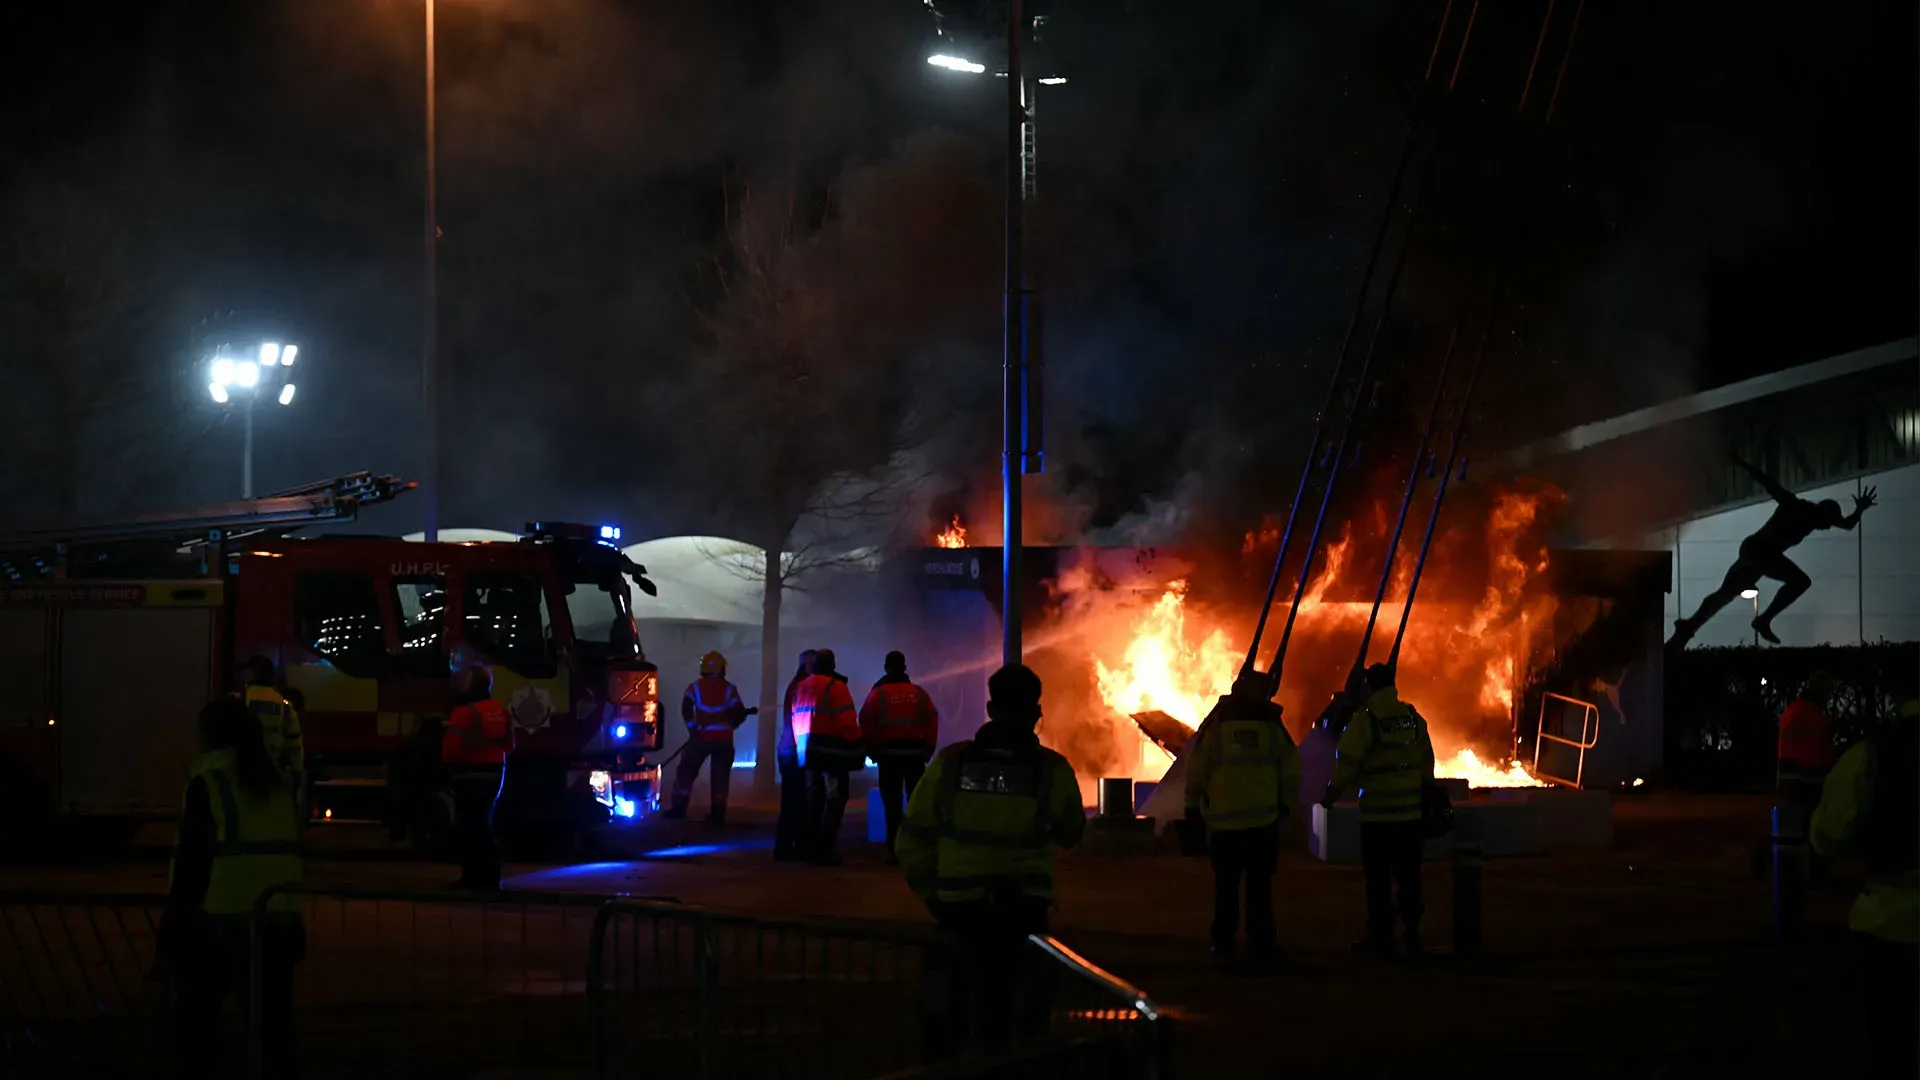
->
[0,474,663,849]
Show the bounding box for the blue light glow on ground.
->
[500,835,773,889]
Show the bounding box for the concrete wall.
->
[1645,462,1920,647]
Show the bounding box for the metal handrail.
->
[1533,692,1600,788]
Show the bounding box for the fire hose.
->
[649,707,759,770]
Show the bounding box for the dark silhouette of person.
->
[1671,458,1876,647]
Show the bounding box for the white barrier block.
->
[1308,799,1548,864]
[1309,803,1453,865]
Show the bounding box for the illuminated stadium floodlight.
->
[208,341,301,498]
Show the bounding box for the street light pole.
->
[242,395,256,498]
[1001,0,1033,669]
[423,0,441,541]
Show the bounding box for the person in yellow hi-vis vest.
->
[1186,670,1301,965]
[158,695,306,1078]
[1321,662,1435,957]
[1810,697,1918,1079]
[241,656,305,814]
[897,664,1084,1055]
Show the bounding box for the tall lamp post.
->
[208,342,300,498]
[926,2,1061,668]
[423,0,441,541]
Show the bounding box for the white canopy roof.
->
[400,528,522,544]
[401,530,859,627]
[620,535,803,625]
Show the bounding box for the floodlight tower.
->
[207,341,301,498]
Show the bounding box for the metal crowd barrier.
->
[0,891,170,1077]
[589,898,941,1080]
[247,882,663,1079]
[588,900,1172,1080]
[3,886,1172,1080]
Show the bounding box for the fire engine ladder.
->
[1532,692,1601,788]
[0,472,415,578]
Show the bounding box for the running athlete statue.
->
[1670,457,1876,647]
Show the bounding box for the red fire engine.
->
[0,474,663,848]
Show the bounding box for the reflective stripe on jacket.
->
[1330,686,1433,824]
[682,677,747,744]
[170,750,303,916]
[1185,696,1302,830]
[791,675,863,769]
[245,685,304,775]
[1777,699,1834,774]
[860,678,939,758]
[1811,727,1920,943]
[895,737,1084,903]
[442,699,514,768]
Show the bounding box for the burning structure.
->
[891,487,1668,809]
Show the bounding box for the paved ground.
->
[0,789,1878,1078]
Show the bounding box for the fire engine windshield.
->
[564,577,638,663]
[464,572,557,677]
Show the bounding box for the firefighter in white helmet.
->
[665,651,750,823]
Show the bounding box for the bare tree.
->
[682,146,996,780]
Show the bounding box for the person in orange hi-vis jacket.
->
[860,651,940,864]
[789,648,864,865]
[442,666,515,890]
[1778,672,1838,799]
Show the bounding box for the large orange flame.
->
[1092,580,1237,733]
[1080,486,1564,788]
[933,515,968,549]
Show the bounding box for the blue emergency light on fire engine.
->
[522,521,622,545]
[613,796,637,818]
[613,723,629,740]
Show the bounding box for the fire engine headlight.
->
[613,724,629,741]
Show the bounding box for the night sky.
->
[1,0,1913,544]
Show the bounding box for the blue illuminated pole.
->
[1001,0,1043,668]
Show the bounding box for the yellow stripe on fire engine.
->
[286,661,380,715]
